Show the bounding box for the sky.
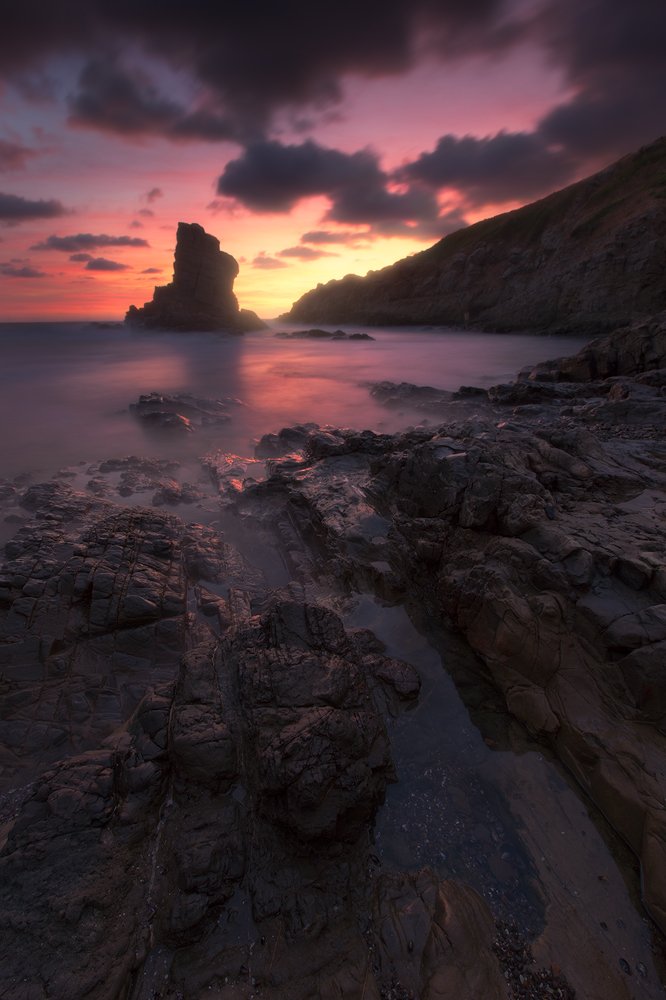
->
[0,0,664,321]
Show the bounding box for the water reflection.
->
[0,321,590,478]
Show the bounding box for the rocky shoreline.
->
[1,316,665,998]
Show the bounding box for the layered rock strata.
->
[239,314,666,938]
[126,222,264,332]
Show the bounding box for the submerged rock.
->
[130,391,238,433]
[275,328,375,341]
[125,221,265,332]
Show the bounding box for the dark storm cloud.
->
[277,246,338,260]
[0,192,67,224]
[401,131,575,206]
[396,0,666,209]
[0,262,46,277]
[31,233,149,251]
[0,140,35,171]
[0,1,511,136]
[217,140,375,212]
[69,60,237,142]
[528,0,666,162]
[85,257,130,271]
[69,60,182,134]
[217,139,443,235]
[325,175,439,228]
[301,230,368,246]
[0,1,662,213]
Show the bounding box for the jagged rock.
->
[523,312,666,381]
[3,317,666,997]
[227,599,397,841]
[0,481,423,997]
[129,391,239,433]
[227,320,666,944]
[370,380,454,410]
[125,221,265,332]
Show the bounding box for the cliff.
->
[286,137,666,333]
[126,221,265,332]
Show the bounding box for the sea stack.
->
[125,222,264,332]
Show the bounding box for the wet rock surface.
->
[130,391,241,434]
[2,315,666,997]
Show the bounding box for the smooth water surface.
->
[0,322,590,477]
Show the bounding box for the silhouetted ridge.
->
[286,136,666,334]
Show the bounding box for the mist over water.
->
[0,322,590,478]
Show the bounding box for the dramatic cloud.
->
[85,257,129,271]
[69,60,236,142]
[0,1,662,179]
[0,192,67,224]
[393,0,666,210]
[532,0,666,160]
[69,252,93,261]
[301,230,369,245]
[69,60,181,134]
[401,131,575,206]
[32,233,149,252]
[217,139,442,235]
[0,2,514,135]
[277,246,337,260]
[218,140,367,212]
[251,252,288,269]
[0,140,35,172]
[0,262,46,277]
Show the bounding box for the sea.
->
[0,320,590,479]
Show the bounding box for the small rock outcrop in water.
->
[129,391,241,433]
[125,222,265,332]
[274,328,375,341]
[286,136,666,333]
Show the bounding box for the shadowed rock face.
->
[126,222,265,332]
[286,137,666,334]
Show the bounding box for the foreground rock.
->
[126,222,264,332]
[2,316,665,997]
[229,315,666,947]
[286,136,666,332]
